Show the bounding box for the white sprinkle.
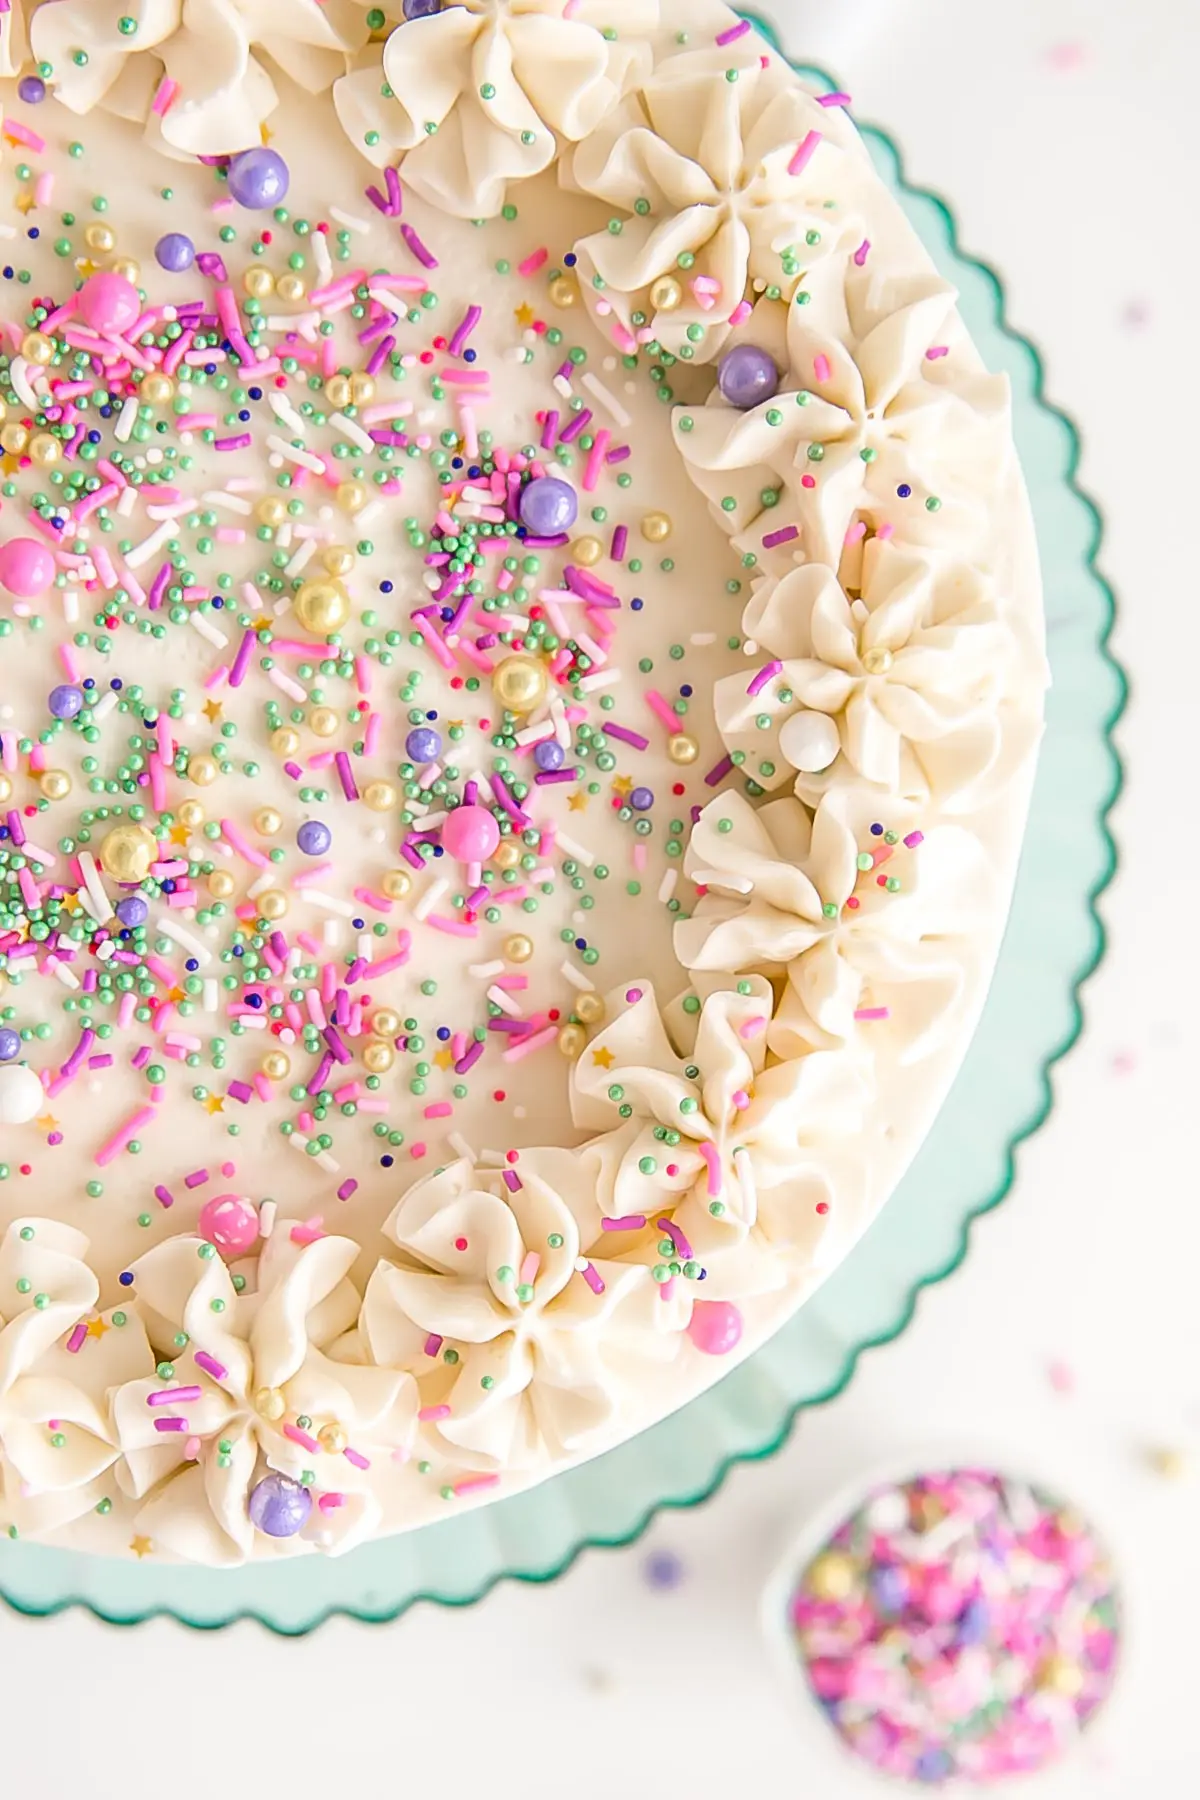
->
[202,978,219,1012]
[259,1200,277,1239]
[189,611,229,649]
[315,1150,340,1174]
[283,538,317,580]
[478,1148,507,1167]
[487,985,523,1018]
[657,869,678,904]
[116,485,138,517]
[577,668,621,692]
[553,374,573,399]
[266,311,321,336]
[304,889,359,918]
[235,1014,267,1031]
[202,489,254,515]
[9,356,40,409]
[690,632,717,647]
[90,689,120,722]
[581,371,632,427]
[691,869,753,894]
[732,1147,757,1224]
[413,877,448,923]
[114,396,140,443]
[125,518,176,569]
[268,665,307,702]
[267,391,307,435]
[312,230,333,283]
[50,958,80,990]
[329,206,372,233]
[555,831,594,868]
[78,851,114,923]
[61,589,79,624]
[447,1132,476,1164]
[468,961,505,979]
[357,932,373,962]
[266,434,326,473]
[157,916,212,965]
[355,500,385,528]
[559,960,592,991]
[329,412,375,453]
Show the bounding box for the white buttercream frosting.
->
[30,0,371,154]
[112,1231,416,1563]
[334,0,656,216]
[715,540,1022,808]
[568,41,863,363]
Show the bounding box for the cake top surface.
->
[0,0,1043,1566]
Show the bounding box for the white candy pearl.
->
[779,711,840,774]
[0,1064,45,1124]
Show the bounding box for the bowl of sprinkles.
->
[765,1453,1123,1788]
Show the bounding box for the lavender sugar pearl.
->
[717,343,779,410]
[0,1028,20,1062]
[297,820,332,856]
[519,475,578,536]
[226,146,290,210]
[405,726,442,763]
[17,76,45,105]
[248,1470,312,1538]
[115,896,149,930]
[533,739,565,772]
[48,684,84,720]
[155,232,196,273]
[403,0,442,17]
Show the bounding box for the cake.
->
[0,0,1045,1565]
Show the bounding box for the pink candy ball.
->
[77,269,141,337]
[0,537,56,598]
[198,1193,260,1255]
[687,1299,743,1356]
[442,803,500,863]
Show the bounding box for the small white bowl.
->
[760,1438,1129,1794]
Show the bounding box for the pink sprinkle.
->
[817,91,852,108]
[423,1334,444,1359]
[853,1006,890,1021]
[283,1422,322,1454]
[602,1214,647,1231]
[715,17,752,43]
[697,1141,722,1197]
[903,830,924,848]
[788,130,822,177]
[147,1386,203,1407]
[517,247,549,279]
[151,76,180,116]
[419,1404,452,1423]
[577,1260,605,1296]
[453,1473,501,1496]
[343,1446,370,1471]
[66,1323,88,1354]
[813,353,831,383]
[854,239,871,267]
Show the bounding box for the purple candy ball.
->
[48,684,84,721]
[115,896,149,930]
[297,820,332,857]
[629,786,654,811]
[533,739,565,772]
[17,76,45,105]
[405,726,442,764]
[717,343,779,410]
[403,0,441,17]
[155,232,196,273]
[0,1028,21,1062]
[519,475,578,537]
[248,1470,313,1539]
[226,146,290,211]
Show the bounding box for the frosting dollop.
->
[0,1220,151,1538]
[715,540,1017,807]
[362,1148,682,1469]
[113,1230,415,1563]
[571,981,875,1301]
[677,788,987,1058]
[31,0,371,155]
[0,1,29,80]
[569,42,859,361]
[335,0,655,216]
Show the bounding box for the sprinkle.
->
[788,130,822,176]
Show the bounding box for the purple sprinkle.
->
[502,1168,522,1192]
[193,1351,227,1381]
[534,769,576,785]
[455,1039,485,1073]
[153,1417,187,1433]
[604,724,649,750]
[323,1025,352,1065]
[559,407,593,444]
[611,524,628,561]
[337,1179,358,1201]
[335,751,359,801]
[384,164,403,214]
[307,1053,335,1095]
[154,1185,174,1209]
[761,524,800,549]
[195,252,229,282]
[715,16,752,43]
[448,304,482,357]
[214,433,252,452]
[184,1169,210,1190]
[400,222,438,269]
[226,1080,253,1104]
[747,659,783,697]
[541,410,558,449]
[87,1054,114,1070]
[228,627,256,687]
[366,334,395,377]
[704,754,735,788]
[131,1045,152,1071]
[602,1214,647,1231]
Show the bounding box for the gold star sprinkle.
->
[590,1047,614,1070]
[203,698,223,723]
[514,302,536,328]
[611,775,633,797]
[130,1535,153,1559]
[13,192,36,216]
[251,615,273,633]
[168,824,191,846]
[58,892,82,915]
[567,791,589,813]
[85,1317,110,1341]
[204,1093,226,1115]
[432,1047,455,1070]
[35,1114,58,1133]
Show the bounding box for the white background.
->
[4,3,1197,1794]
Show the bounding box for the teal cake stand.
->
[0,18,1125,1632]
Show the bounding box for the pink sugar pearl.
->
[442,803,500,863]
[0,536,56,597]
[687,1299,743,1355]
[77,269,141,337]
[198,1193,260,1255]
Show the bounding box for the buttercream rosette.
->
[569,41,862,362]
[716,538,1019,809]
[672,275,1012,569]
[361,1147,687,1471]
[571,980,876,1300]
[0,0,30,79]
[334,0,656,217]
[0,1220,151,1538]
[677,787,988,1059]
[112,1230,416,1564]
[31,0,370,155]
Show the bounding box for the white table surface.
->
[4,4,1195,1794]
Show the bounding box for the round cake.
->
[0,0,1045,1565]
